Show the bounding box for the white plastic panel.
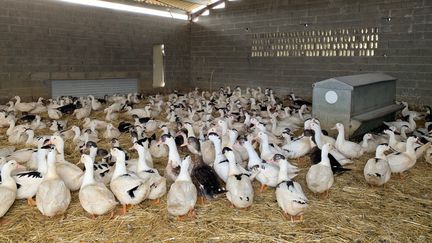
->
[51,78,138,98]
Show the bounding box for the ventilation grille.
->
[51,78,139,98]
[251,27,379,57]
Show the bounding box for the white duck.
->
[78,154,117,219]
[104,107,119,121]
[74,102,92,120]
[8,126,28,144]
[360,133,380,153]
[384,129,406,152]
[223,147,254,209]
[45,136,84,191]
[88,95,103,111]
[310,122,351,165]
[0,160,23,218]
[132,141,166,203]
[256,131,284,161]
[103,123,121,139]
[364,144,391,187]
[13,96,35,113]
[166,155,197,220]
[208,132,250,183]
[110,147,149,215]
[239,137,280,191]
[274,154,308,222]
[208,132,230,183]
[48,107,62,120]
[306,143,334,197]
[383,113,416,132]
[29,115,46,130]
[6,148,34,164]
[36,147,71,217]
[387,137,417,175]
[333,123,364,159]
[14,147,48,205]
[29,97,46,114]
[281,131,314,159]
[159,134,181,181]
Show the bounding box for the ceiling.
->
[127,0,213,12]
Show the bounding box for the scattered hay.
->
[0,102,431,242]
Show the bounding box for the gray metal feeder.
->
[312,73,403,138]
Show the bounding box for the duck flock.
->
[0,87,431,222]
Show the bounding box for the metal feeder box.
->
[312,73,403,138]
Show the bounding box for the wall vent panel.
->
[51,78,138,98]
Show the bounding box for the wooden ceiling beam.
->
[180,0,210,5]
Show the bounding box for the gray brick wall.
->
[0,0,191,100]
[190,0,432,105]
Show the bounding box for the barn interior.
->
[0,0,431,242]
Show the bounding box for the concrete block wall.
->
[0,0,191,100]
[190,0,432,105]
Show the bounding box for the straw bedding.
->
[0,101,431,243]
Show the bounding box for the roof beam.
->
[190,0,223,19]
[181,0,210,5]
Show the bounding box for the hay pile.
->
[0,101,431,242]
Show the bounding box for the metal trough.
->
[312,73,403,138]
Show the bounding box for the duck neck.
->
[260,136,271,154]
[37,150,48,175]
[228,133,237,147]
[244,113,250,125]
[81,161,96,188]
[227,154,240,176]
[73,129,80,141]
[361,136,370,148]
[408,115,415,129]
[278,160,290,183]
[167,140,181,166]
[7,121,15,134]
[137,148,151,172]
[283,135,292,144]
[185,126,195,138]
[405,140,416,159]
[1,167,16,189]
[271,118,278,132]
[312,127,323,148]
[89,147,97,161]
[26,131,35,144]
[177,159,191,182]
[336,127,345,143]
[243,142,261,166]
[45,153,59,180]
[320,147,331,167]
[56,142,66,162]
[387,132,397,147]
[220,122,228,134]
[211,138,222,155]
[112,154,127,181]
[375,148,387,160]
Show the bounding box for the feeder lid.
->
[313,73,396,90]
